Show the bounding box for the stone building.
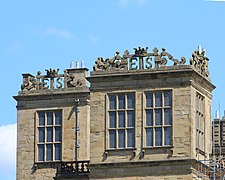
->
[14,46,215,179]
[211,114,225,178]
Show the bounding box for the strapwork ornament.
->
[190,49,209,78]
[93,46,186,71]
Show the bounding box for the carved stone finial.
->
[21,74,36,91]
[190,49,209,78]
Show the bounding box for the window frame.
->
[143,90,173,148]
[196,92,205,152]
[106,92,136,150]
[35,108,63,163]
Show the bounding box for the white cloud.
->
[0,124,17,175]
[118,0,129,7]
[135,0,147,6]
[7,41,23,53]
[89,35,99,45]
[118,0,147,8]
[43,27,73,39]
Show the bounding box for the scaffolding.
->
[196,113,225,180]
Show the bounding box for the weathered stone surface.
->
[15,51,215,179]
[14,68,90,180]
[89,64,215,179]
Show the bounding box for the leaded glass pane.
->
[118,111,125,128]
[146,109,153,126]
[127,129,134,148]
[118,95,125,109]
[146,93,153,107]
[47,127,53,142]
[46,144,53,161]
[155,92,162,107]
[155,127,162,146]
[38,144,44,161]
[127,111,134,127]
[47,112,53,125]
[55,144,61,160]
[127,94,134,109]
[155,109,162,125]
[39,112,45,126]
[118,130,125,148]
[164,91,172,106]
[109,95,116,110]
[199,97,201,112]
[146,128,153,146]
[109,112,116,128]
[164,127,172,145]
[55,127,62,142]
[55,112,62,125]
[38,127,45,143]
[164,109,172,125]
[109,130,116,148]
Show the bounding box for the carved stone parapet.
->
[93,46,186,72]
[20,68,88,92]
[93,51,128,72]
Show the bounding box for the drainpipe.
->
[75,99,80,162]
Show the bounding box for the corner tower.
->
[14,67,90,179]
[88,47,215,179]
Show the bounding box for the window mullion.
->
[153,93,155,147]
[44,112,47,161]
[162,92,164,146]
[125,110,127,149]
[53,113,55,161]
[116,96,118,149]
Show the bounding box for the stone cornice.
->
[14,87,90,101]
[88,65,215,93]
[89,158,196,168]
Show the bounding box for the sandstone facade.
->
[14,47,215,179]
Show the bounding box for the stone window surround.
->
[196,92,205,154]
[142,89,173,148]
[35,108,63,163]
[105,89,174,151]
[106,91,136,150]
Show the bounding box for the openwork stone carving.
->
[64,70,83,88]
[94,51,128,71]
[21,68,87,91]
[190,49,209,78]
[21,74,36,91]
[93,47,186,71]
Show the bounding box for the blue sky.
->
[0,0,225,179]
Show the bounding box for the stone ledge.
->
[89,158,195,168]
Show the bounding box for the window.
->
[37,111,62,162]
[108,93,135,149]
[196,93,205,151]
[144,91,172,147]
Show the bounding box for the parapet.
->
[18,67,89,95]
[91,46,210,81]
